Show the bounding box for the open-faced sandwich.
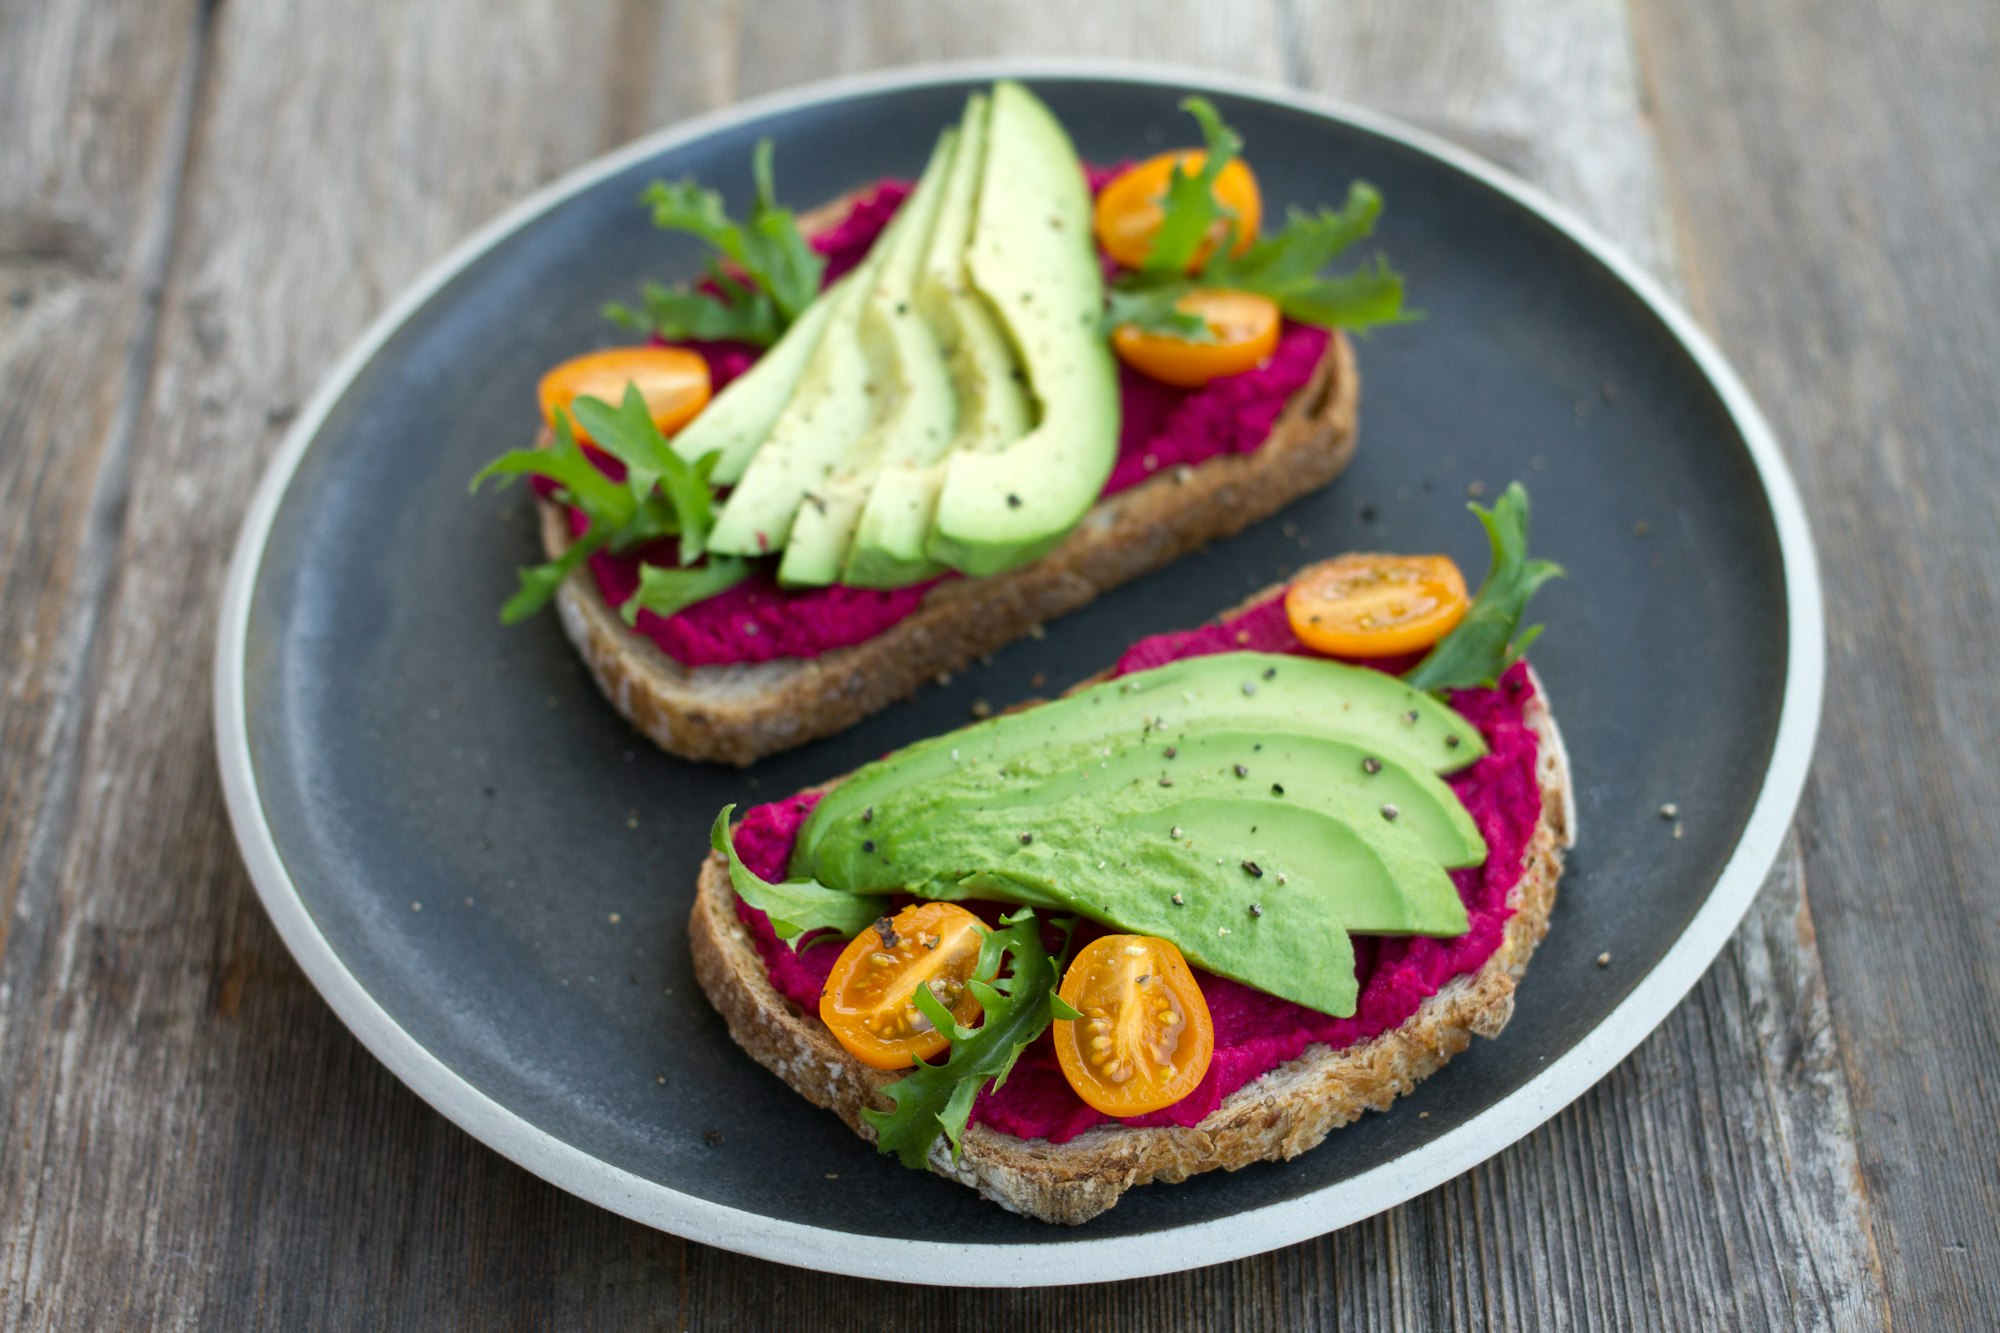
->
[472,83,1408,763]
[692,484,1570,1222]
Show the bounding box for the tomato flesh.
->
[820,902,986,1071]
[1112,289,1282,388]
[538,345,711,443]
[1094,151,1263,272]
[1054,935,1214,1116]
[1285,553,1471,658]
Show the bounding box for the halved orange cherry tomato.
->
[1111,289,1281,388]
[1094,151,1263,271]
[537,346,710,443]
[1053,934,1214,1117]
[1285,553,1471,657]
[820,902,987,1070]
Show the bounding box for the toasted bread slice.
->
[687,618,1574,1225]
[535,189,1361,765]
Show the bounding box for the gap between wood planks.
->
[1630,0,2000,1323]
[0,0,216,1315]
[0,0,216,1132]
[0,0,213,949]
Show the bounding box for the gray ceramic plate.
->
[215,61,1823,1284]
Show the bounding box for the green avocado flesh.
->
[810,727,1486,870]
[813,794,1465,1018]
[776,127,960,587]
[698,81,1112,581]
[798,652,1484,855]
[668,283,840,486]
[927,80,1118,577]
[785,653,1488,1017]
[705,242,891,555]
[845,90,1033,588]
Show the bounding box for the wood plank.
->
[0,0,1902,1326]
[728,0,1286,97]
[1634,0,2000,1324]
[0,0,206,954]
[0,0,211,1318]
[0,1,673,1326]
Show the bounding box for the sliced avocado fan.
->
[777,126,961,586]
[812,792,1465,1018]
[816,727,1486,869]
[798,652,1483,858]
[784,653,1490,1018]
[926,80,1119,577]
[703,142,920,556]
[695,81,1116,580]
[846,90,1034,589]
[668,282,842,486]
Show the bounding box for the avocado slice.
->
[845,91,1033,588]
[796,653,1485,869]
[807,727,1487,871]
[705,156,914,557]
[810,791,1468,1017]
[841,465,951,587]
[668,279,842,485]
[925,80,1118,577]
[778,127,962,587]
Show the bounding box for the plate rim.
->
[213,56,1825,1286]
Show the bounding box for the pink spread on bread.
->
[727,595,1546,1144]
[562,178,1331,668]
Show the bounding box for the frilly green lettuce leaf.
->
[606,139,824,345]
[862,909,1077,1167]
[1105,102,1410,337]
[473,386,741,626]
[1102,283,1213,341]
[1404,482,1565,692]
[570,385,720,564]
[622,557,752,627]
[1140,96,1245,275]
[470,413,632,623]
[710,806,880,947]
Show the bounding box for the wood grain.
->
[0,2,211,1322]
[1635,0,2000,1324]
[0,0,1972,1325]
[0,0,207,993]
[0,1,650,1326]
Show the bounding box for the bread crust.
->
[535,188,1361,765]
[687,637,1573,1225]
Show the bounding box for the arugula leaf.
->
[472,397,739,624]
[1257,254,1409,329]
[1404,483,1565,692]
[1103,284,1212,341]
[470,411,635,521]
[605,277,781,346]
[1142,96,1244,274]
[622,557,752,627]
[470,414,644,624]
[570,385,719,563]
[745,139,827,322]
[498,520,610,625]
[1103,102,1410,337]
[1205,184,1382,291]
[710,806,881,946]
[615,140,824,345]
[863,909,1079,1167]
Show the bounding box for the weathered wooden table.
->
[4,1,1994,1326]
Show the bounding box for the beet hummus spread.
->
[564,176,1331,668]
[727,595,1547,1144]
